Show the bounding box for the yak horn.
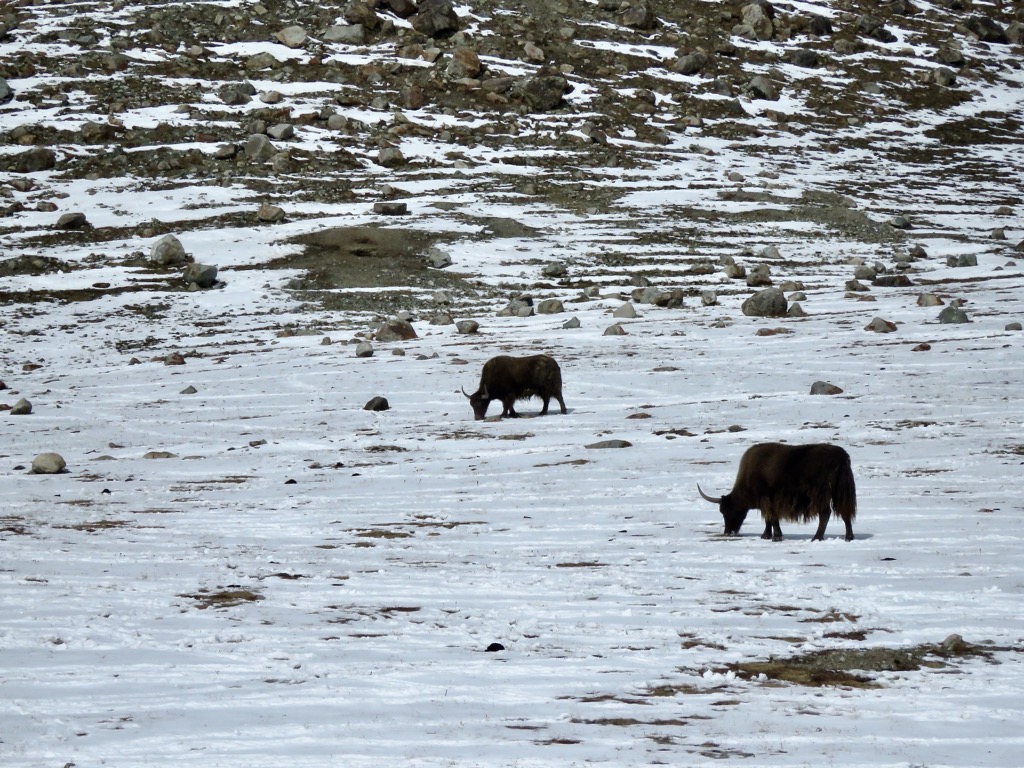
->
[461,386,471,399]
[696,484,721,504]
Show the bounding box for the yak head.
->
[698,485,748,536]
[462,385,490,420]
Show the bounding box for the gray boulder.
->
[150,234,190,267]
[938,306,970,324]
[411,0,460,38]
[31,452,66,474]
[183,263,219,289]
[741,287,787,317]
[10,397,32,415]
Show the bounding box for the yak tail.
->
[832,456,857,522]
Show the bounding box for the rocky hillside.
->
[1,0,1022,319]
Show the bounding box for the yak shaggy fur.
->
[701,442,857,541]
[465,354,567,420]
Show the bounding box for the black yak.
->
[697,442,856,541]
[462,354,567,420]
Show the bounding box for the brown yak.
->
[462,354,567,420]
[698,442,856,541]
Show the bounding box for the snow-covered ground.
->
[3,2,1024,766]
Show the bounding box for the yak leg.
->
[539,396,550,415]
[501,398,519,418]
[556,393,567,414]
[762,521,783,540]
[811,510,831,541]
[760,521,772,540]
[840,513,855,541]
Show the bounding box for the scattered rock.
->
[741,287,787,318]
[373,201,408,215]
[586,439,632,449]
[30,452,66,474]
[257,203,286,223]
[375,318,417,341]
[562,316,581,329]
[1005,322,1022,331]
[865,317,897,333]
[810,381,843,395]
[603,323,627,336]
[456,320,480,334]
[183,263,219,289]
[364,396,390,411]
[55,212,88,230]
[612,302,637,319]
[150,234,190,267]
[938,306,970,324]
[355,341,374,357]
[276,25,307,48]
[537,299,564,314]
[10,397,32,415]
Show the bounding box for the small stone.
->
[364,396,390,411]
[603,323,627,336]
[355,342,374,357]
[1005,322,1022,331]
[180,385,198,395]
[562,316,581,329]
[456,320,480,334]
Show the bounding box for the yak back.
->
[733,442,855,523]
[479,354,562,400]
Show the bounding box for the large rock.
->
[513,75,569,112]
[375,318,417,341]
[183,263,219,289]
[741,287,787,317]
[31,452,66,474]
[411,0,460,38]
[150,234,190,267]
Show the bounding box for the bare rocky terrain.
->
[2,0,1022,319]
